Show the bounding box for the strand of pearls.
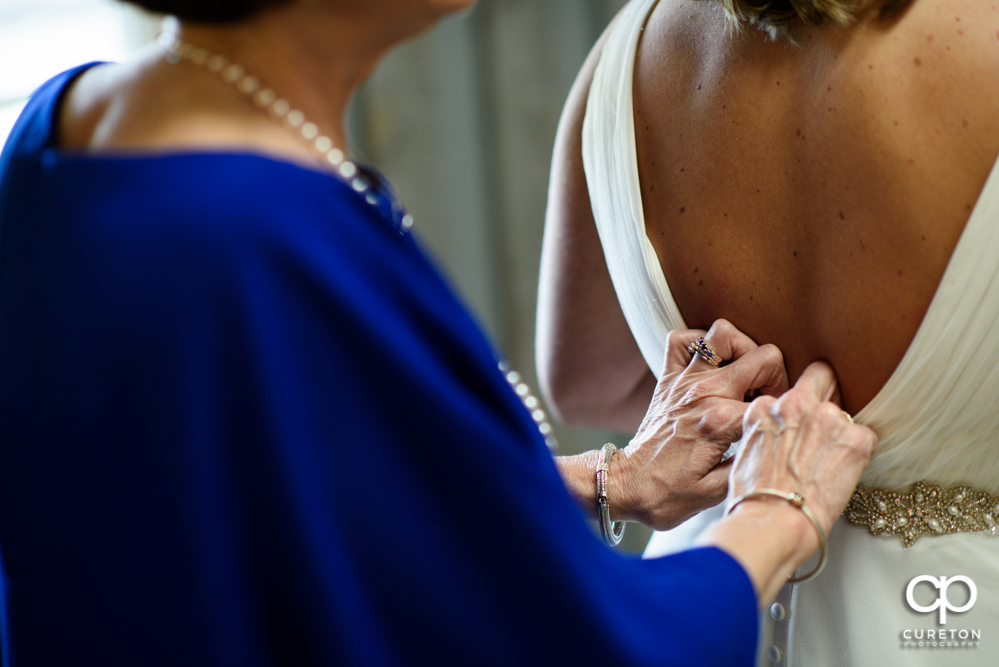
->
[157,31,414,232]
[499,361,558,452]
[157,31,554,451]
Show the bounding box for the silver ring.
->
[687,337,722,367]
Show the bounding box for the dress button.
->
[770,602,786,621]
[768,645,783,663]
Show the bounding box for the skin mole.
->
[914,57,922,66]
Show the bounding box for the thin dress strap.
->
[582,0,681,376]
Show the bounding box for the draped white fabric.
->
[582,1,999,664]
[581,0,687,380]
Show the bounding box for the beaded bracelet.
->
[725,489,828,584]
[596,443,626,547]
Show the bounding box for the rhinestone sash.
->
[844,482,999,547]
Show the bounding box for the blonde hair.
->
[709,0,913,37]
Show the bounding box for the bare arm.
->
[536,22,655,432]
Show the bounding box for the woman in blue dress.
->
[0,0,876,665]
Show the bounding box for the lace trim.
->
[844,482,999,547]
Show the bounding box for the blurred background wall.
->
[0,0,652,552]
[352,0,653,552]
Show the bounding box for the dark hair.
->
[126,0,292,23]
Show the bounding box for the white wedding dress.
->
[582,1,999,665]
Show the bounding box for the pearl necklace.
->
[158,32,556,453]
[499,361,558,452]
[157,31,414,233]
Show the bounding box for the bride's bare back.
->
[538,0,999,426]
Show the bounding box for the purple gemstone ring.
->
[686,336,723,368]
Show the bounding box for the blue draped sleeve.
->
[0,67,758,666]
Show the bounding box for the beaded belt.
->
[844,482,999,547]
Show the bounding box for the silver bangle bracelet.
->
[725,488,829,584]
[596,443,626,547]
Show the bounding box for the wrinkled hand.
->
[728,361,879,537]
[614,320,789,531]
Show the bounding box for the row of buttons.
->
[768,602,787,663]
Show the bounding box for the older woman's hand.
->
[554,319,789,532]
[730,360,877,537]
[611,319,789,530]
[698,360,879,605]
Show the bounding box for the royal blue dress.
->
[0,66,757,666]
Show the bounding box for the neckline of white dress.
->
[851,154,999,419]
[610,0,999,422]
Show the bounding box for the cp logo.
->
[906,575,977,624]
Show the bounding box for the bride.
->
[538,0,999,665]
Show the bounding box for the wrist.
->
[554,446,639,524]
[727,499,819,565]
[554,450,602,518]
[698,499,821,605]
[607,445,644,523]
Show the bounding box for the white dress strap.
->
[582,0,683,375]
